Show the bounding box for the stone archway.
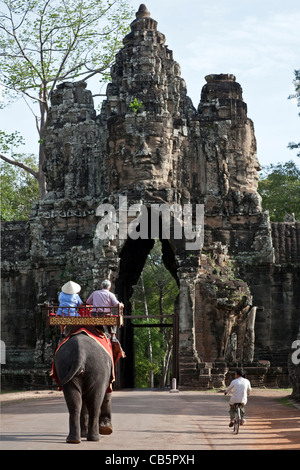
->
[113,235,181,389]
[115,236,154,388]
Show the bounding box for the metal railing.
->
[47,303,124,327]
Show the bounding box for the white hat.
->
[61,281,81,294]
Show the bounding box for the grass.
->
[277,395,297,408]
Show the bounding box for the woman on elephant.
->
[56,281,83,336]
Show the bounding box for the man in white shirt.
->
[225,369,251,426]
[86,280,125,360]
[87,280,121,314]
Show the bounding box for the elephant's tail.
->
[58,362,82,388]
[56,341,85,388]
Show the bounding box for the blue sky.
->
[133,0,300,168]
[1,0,299,169]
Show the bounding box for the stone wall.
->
[1,4,299,392]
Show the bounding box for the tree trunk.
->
[38,142,46,198]
[140,274,154,388]
[38,93,48,199]
[0,94,48,199]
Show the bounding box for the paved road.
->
[1,389,299,452]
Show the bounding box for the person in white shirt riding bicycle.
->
[224,369,251,427]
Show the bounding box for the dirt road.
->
[1,389,299,451]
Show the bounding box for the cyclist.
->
[224,369,251,427]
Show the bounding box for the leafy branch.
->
[129,98,143,114]
[0,0,134,197]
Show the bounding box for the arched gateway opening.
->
[114,237,180,389]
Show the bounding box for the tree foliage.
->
[0,154,39,220]
[0,0,134,196]
[0,0,133,101]
[131,240,179,388]
[288,69,300,157]
[258,161,300,222]
[0,130,39,220]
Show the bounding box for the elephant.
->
[53,330,114,443]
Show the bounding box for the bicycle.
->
[232,403,243,435]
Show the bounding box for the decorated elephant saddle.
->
[50,326,115,391]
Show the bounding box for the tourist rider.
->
[86,280,125,358]
[56,281,83,337]
[224,369,252,426]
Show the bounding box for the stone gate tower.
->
[2,5,299,390]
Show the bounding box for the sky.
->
[1,0,299,170]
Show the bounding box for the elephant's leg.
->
[80,399,89,438]
[85,392,103,441]
[63,384,82,444]
[99,392,113,434]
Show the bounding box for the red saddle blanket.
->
[50,327,114,392]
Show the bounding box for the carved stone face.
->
[102,5,193,194]
[106,105,179,191]
[230,121,261,192]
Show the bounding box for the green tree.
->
[0,0,133,196]
[131,240,179,388]
[288,69,300,157]
[258,161,300,222]
[1,159,39,220]
[0,130,39,220]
